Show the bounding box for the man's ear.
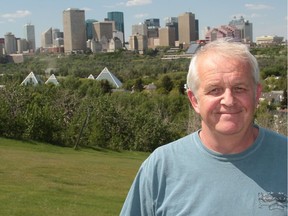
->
[255,83,262,108]
[256,84,262,101]
[187,89,200,114]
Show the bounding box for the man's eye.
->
[234,87,246,93]
[209,88,222,95]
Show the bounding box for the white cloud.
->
[7,19,15,22]
[126,0,152,7]
[134,13,149,19]
[245,4,273,10]
[1,10,31,19]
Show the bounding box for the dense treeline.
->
[0,46,287,151]
[0,78,194,151]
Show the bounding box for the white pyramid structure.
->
[45,74,59,85]
[88,74,95,79]
[21,71,40,86]
[96,67,122,88]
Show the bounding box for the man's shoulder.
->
[259,127,287,157]
[261,127,287,144]
[156,132,197,152]
[141,132,199,172]
[145,132,199,164]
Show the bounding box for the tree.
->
[0,83,29,138]
[161,75,173,94]
[100,80,112,94]
[133,78,144,92]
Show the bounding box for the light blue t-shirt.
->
[120,126,287,216]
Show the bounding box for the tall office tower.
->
[93,21,114,41]
[113,31,124,44]
[42,28,64,49]
[17,38,28,53]
[164,17,179,41]
[178,12,196,48]
[132,23,148,36]
[52,28,63,45]
[159,26,176,47]
[144,18,160,28]
[0,38,4,55]
[229,16,253,42]
[63,8,86,53]
[24,23,36,52]
[4,32,17,54]
[86,19,98,40]
[129,34,148,53]
[55,38,64,48]
[107,12,125,44]
[41,27,53,48]
[145,18,160,38]
[195,19,199,40]
[147,27,158,38]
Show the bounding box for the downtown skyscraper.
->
[23,23,36,52]
[63,8,86,53]
[178,12,197,48]
[107,11,125,44]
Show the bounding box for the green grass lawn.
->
[0,137,150,216]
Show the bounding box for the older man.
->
[120,39,287,216]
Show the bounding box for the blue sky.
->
[0,0,286,47]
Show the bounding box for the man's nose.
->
[220,89,234,106]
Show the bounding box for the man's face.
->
[188,54,262,136]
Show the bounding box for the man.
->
[120,39,287,215]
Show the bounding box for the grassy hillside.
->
[0,137,149,216]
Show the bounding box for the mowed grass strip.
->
[0,138,149,216]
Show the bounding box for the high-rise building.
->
[146,27,159,38]
[145,18,160,39]
[132,23,148,36]
[23,23,36,52]
[52,28,63,46]
[164,17,179,41]
[63,8,86,53]
[87,39,102,53]
[86,19,98,40]
[17,38,28,53]
[41,28,63,50]
[229,16,253,42]
[107,12,125,44]
[129,34,148,53]
[93,21,114,41]
[195,19,199,40]
[54,38,64,48]
[4,32,17,54]
[0,38,4,55]
[144,18,160,28]
[159,26,176,47]
[41,27,53,48]
[178,12,196,48]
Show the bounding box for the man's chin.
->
[214,123,241,135]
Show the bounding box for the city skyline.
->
[0,0,286,48]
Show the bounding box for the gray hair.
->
[186,38,260,95]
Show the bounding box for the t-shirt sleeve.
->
[119,158,155,216]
